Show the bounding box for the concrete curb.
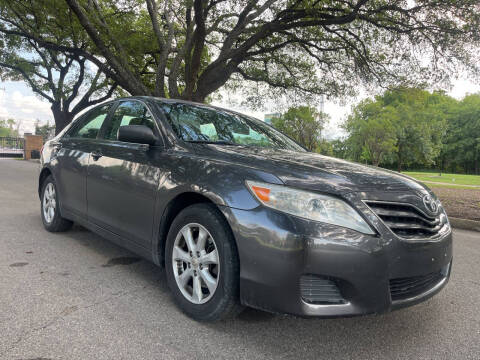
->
[450,217,480,233]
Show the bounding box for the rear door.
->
[86,100,163,248]
[55,103,113,219]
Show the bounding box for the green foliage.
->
[329,138,349,160]
[336,87,480,174]
[34,120,56,142]
[383,88,450,171]
[2,1,480,142]
[0,0,119,133]
[440,94,480,174]
[343,88,450,170]
[3,0,476,106]
[0,118,20,137]
[344,99,398,166]
[316,139,334,156]
[272,106,328,151]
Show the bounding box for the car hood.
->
[193,145,427,194]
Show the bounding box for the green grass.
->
[428,184,478,190]
[403,171,480,187]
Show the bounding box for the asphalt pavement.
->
[1,159,479,359]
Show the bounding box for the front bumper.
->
[220,205,452,317]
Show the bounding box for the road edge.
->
[450,217,480,233]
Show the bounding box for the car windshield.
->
[157,101,305,151]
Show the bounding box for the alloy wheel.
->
[172,223,219,304]
[43,182,56,223]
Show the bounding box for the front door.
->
[86,100,163,248]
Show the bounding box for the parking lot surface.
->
[1,159,479,359]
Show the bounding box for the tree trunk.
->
[192,62,237,102]
[475,148,479,175]
[51,105,73,135]
[397,145,403,172]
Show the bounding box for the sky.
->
[1,78,480,137]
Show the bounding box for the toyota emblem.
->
[423,195,438,214]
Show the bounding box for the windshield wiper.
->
[185,140,240,146]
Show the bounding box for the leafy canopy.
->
[0,118,20,137]
[2,0,480,132]
[343,99,398,166]
[58,0,480,103]
[441,94,480,174]
[343,88,451,170]
[272,105,328,151]
[0,0,120,133]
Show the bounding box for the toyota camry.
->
[39,96,452,321]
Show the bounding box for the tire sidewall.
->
[165,203,239,321]
[40,176,62,230]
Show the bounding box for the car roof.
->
[121,96,212,107]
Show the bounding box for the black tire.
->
[165,203,243,322]
[40,175,73,232]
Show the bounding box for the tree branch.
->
[0,61,54,102]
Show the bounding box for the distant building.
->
[264,112,281,125]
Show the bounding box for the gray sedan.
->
[38,96,452,321]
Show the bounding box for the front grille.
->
[389,271,444,301]
[365,201,443,239]
[300,275,346,305]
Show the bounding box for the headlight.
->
[246,181,375,235]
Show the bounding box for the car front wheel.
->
[165,203,242,321]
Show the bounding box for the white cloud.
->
[11,90,51,116]
[0,89,10,118]
[0,84,53,134]
[449,79,480,99]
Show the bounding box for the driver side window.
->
[68,104,111,139]
[103,101,156,141]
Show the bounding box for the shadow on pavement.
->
[48,218,450,359]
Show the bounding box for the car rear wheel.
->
[40,175,73,232]
[165,203,242,321]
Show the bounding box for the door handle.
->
[91,150,103,161]
[51,141,62,150]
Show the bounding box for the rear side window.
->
[103,101,156,141]
[68,104,111,139]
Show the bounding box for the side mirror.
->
[118,125,156,145]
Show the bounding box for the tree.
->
[343,88,451,169]
[34,120,56,142]
[382,88,450,171]
[442,94,480,174]
[343,99,397,166]
[0,118,21,137]
[316,139,334,156]
[3,1,480,132]
[330,138,349,160]
[0,1,119,134]
[40,0,480,105]
[272,106,327,151]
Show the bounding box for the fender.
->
[38,164,58,198]
[149,157,284,266]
